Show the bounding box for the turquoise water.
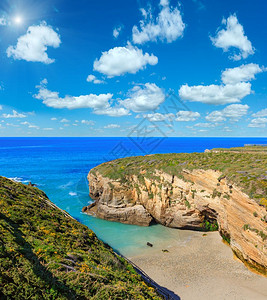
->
[1,137,266,256]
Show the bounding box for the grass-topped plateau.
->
[93,146,267,207]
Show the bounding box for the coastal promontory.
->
[83,146,267,275]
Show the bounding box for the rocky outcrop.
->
[84,172,153,226]
[83,168,267,275]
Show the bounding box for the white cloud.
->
[43,128,53,130]
[175,111,200,121]
[179,63,264,105]
[0,16,7,26]
[21,121,39,129]
[206,104,249,122]
[7,21,61,64]
[104,124,120,129]
[2,110,27,118]
[205,111,226,123]
[29,124,40,129]
[142,112,174,122]
[34,79,129,117]
[93,107,130,117]
[113,26,122,38]
[221,63,264,84]
[211,14,254,60]
[81,120,95,125]
[5,123,19,127]
[93,44,158,77]
[86,74,104,84]
[60,118,69,123]
[223,126,232,132]
[0,105,2,110]
[252,108,267,118]
[34,79,113,110]
[132,0,185,44]
[51,117,57,120]
[248,118,267,128]
[121,83,165,112]
[194,122,215,128]
[179,82,251,105]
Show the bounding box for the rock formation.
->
[83,167,267,275]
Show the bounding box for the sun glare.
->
[14,16,23,25]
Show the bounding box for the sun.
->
[14,16,23,25]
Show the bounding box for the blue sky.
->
[0,0,266,137]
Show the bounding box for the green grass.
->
[92,146,267,206]
[0,177,161,299]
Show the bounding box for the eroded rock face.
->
[83,169,267,274]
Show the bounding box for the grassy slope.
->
[93,146,267,207]
[0,177,161,299]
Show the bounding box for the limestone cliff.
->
[83,150,267,275]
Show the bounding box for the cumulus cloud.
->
[132,0,185,44]
[179,82,251,105]
[81,120,95,125]
[2,110,27,118]
[113,26,122,38]
[211,14,254,60]
[121,83,165,112]
[21,121,39,129]
[60,118,69,123]
[104,124,120,129]
[206,104,249,122]
[34,79,113,110]
[142,112,175,122]
[221,63,264,84]
[93,107,130,117]
[175,111,200,121]
[7,21,61,64]
[0,105,3,110]
[248,118,267,128]
[179,63,265,105]
[93,44,158,77]
[51,117,57,120]
[34,79,129,117]
[86,74,104,84]
[252,108,267,118]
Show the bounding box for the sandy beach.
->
[129,230,267,300]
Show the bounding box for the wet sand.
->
[128,230,267,300]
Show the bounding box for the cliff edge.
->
[83,147,267,275]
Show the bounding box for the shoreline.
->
[128,230,267,300]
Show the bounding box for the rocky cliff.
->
[83,149,267,275]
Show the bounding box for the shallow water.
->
[1,137,266,256]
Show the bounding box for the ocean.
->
[1,137,266,256]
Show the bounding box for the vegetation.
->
[242,223,267,242]
[0,177,161,299]
[201,220,219,232]
[210,145,267,153]
[94,146,267,206]
[221,233,231,245]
